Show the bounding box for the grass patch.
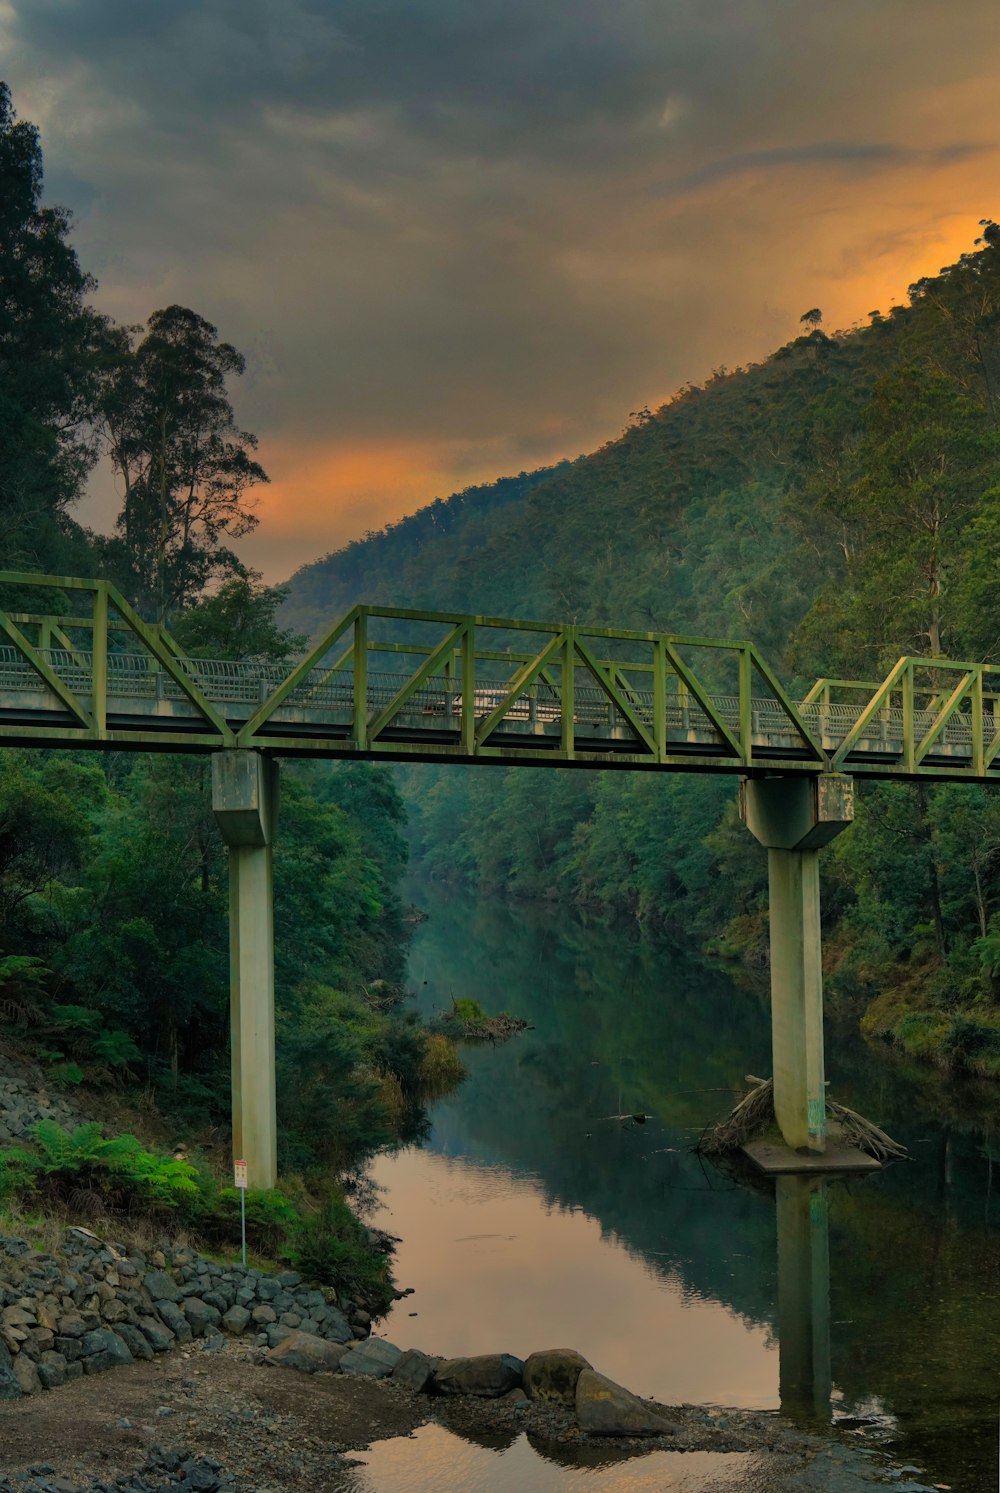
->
[0,1120,397,1312]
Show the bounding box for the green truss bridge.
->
[2,573,999,778]
[3,573,992,1187]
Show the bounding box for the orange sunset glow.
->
[7,0,1000,582]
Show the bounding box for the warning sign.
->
[234,1159,248,1189]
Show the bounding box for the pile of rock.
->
[266,1336,681,1439]
[0,1052,83,1144]
[0,1228,371,1399]
[0,1448,236,1493]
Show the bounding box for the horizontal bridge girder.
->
[2,576,1000,781]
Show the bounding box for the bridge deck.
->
[1,644,995,777]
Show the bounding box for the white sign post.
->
[234,1159,248,1267]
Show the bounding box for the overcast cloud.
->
[3,0,1000,578]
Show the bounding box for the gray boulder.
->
[183,1298,222,1338]
[524,1348,591,1406]
[266,1330,350,1375]
[574,1369,679,1437]
[114,1324,154,1361]
[320,1307,353,1344]
[340,1339,403,1379]
[143,1270,181,1303]
[12,1354,40,1394]
[138,1316,175,1352]
[435,1353,524,1398]
[37,1351,67,1389]
[221,1305,252,1335]
[155,1300,192,1343]
[391,1347,436,1394]
[82,1328,132,1374]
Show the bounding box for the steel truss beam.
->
[1,574,999,781]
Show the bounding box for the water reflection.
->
[775,1177,830,1424]
[377,876,999,1489]
[344,1424,764,1493]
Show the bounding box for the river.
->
[363,878,998,1491]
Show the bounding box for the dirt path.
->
[0,1341,425,1490]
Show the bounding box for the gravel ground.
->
[0,1337,937,1492]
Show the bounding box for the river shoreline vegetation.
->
[282,227,1000,1090]
[0,82,468,1299]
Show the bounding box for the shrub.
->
[211,1186,299,1256]
[451,998,487,1023]
[419,1032,464,1094]
[289,1197,395,1309]
[92,1029,142,1069]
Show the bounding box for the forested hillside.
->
[283,224,1000,1083]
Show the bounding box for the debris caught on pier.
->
[695,1076,907,1163]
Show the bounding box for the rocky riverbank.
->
[0,1330,942,1493]
[0,1228,374,1398]
[0,1226,946,1492]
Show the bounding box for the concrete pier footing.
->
[740,774,854,1155]
[212,750,280,1190]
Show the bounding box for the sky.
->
[4,0,1000,581]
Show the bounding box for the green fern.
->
[33,1119,104,1170]
[27,1121,200,1206]
[50,1004,100,1034]
[0,955,48,1025]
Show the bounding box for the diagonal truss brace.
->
[0,610,95,730]
[237,606,361,746]
[750,646,827,765]
[662,640,744,762]
[366,625,466,741]
[474,633,566,747]
[573,637,657,755]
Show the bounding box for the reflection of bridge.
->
[3,573,994,1185]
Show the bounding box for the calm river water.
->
[362,879,998,1492]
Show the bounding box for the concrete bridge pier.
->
[740,774,854,1153]
[212,750,280,1190]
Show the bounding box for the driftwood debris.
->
[464,1011,530,1043]
[696,1076,907,1163]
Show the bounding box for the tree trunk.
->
[973,860,989,938]
[915,786,947,957]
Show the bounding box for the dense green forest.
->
[283,225,1000,1082]
[0,77,455,1269]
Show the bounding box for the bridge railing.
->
[2,572,999,776]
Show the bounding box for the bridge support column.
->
[212,750,280,1190]
[740,775,854,1153]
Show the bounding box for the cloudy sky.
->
[4,0,1000,580]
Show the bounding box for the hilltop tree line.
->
[0,81,443,1178]
[284,222,1000,1084]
